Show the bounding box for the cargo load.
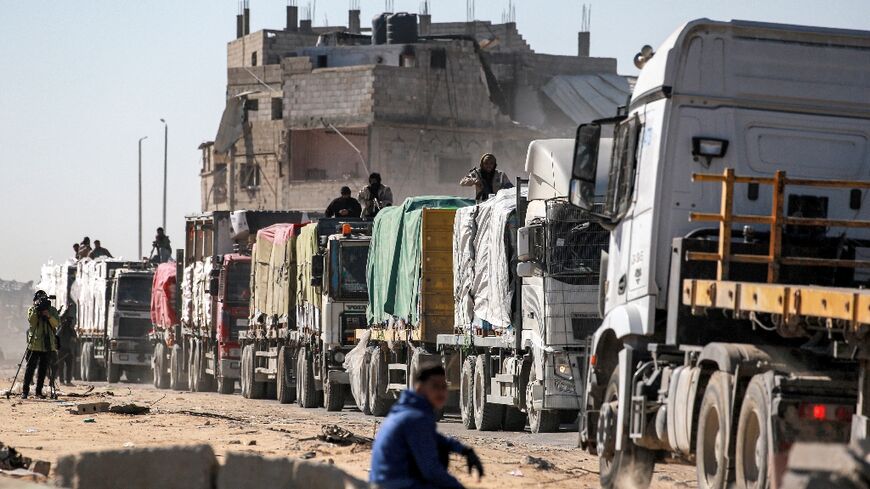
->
[250,223,307,327]
[366,196,473,329]
[150,263,177,331]
[453,187,525,332]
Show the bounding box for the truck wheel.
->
[368,348,393,416]
[153,344,169,389]
[460,356,477,429]
[527,366,560,433]
[473,355,505,431]
[243,345,266,399]
[199,344,215,393]
[598,368,654,489]
[106,353,121,383]
[297,346,320,408]
[79,343,88,381]
[736,374,772,489]
[276,346,296,404]
[240,345,251,398]
[188,340,199,392]
[696,371,735,489]
[169,344,187,391]
[325,380,347,412]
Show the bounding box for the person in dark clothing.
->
[325,186,363,218]
[152,227,172,263]
[88,240,113,259]
[460,153,513,202]
[358,173,394,220]
[22,290,59,399]
[369,365,484,489]
[55,305,77,386]
[77,237,92,260]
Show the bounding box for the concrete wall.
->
[289,127,369,181]
[284,66,376,129]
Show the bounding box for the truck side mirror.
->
[311,255,324,279]
[569,123,601,211]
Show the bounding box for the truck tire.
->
[200,344,215,393]
[368,348,393,416]
[473,355,505,431]
[527,365,560,433]
[153,343,169,389]
[297,346,321,408]
[736,373,772,489]
[240,345,251,398]
[81,343,95,382]
[460,356,477,429]
[169,344,187,391]
[276,346,296,404]
[598,368,655,489]
[324,379,347,412]
[188,340,199,392]
[696,371,734,489]
[242,345,266,399]
[106,353,121,383]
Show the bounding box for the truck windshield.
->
[116,277,152,308]
[224,262,251,303]
[332,244,368,300]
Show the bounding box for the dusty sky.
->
[1,0,868,283]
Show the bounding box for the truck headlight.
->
[333,351,345,363]
[553,353,573,380]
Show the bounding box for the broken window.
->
[239,164,261,189]
[213,164,227,204]
[438,155,469,183]
[271,98,283,120]
[245,98,259,111]
[251,51,258,66]
[430,48,446,69]
[317,55,328,68]
[401,46,417,67]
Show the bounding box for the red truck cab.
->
[215,254,251,366]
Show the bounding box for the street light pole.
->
[160,118,168,230]
[138,136,148,260]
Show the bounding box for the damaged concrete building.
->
[200,5,630,212]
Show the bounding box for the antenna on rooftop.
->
[502,0,516,23]
[349,0,360,9]
[420,0,430,16]
[287,0,297,6]
[385,0,395,12]
[580,3,591,32]
[467,0,475,22]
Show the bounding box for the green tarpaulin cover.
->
[367,196,473,326]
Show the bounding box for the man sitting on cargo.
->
[325,186,363,218]
[460,153,512,203]
[358,172,393,220]
[88,240,113,259]
[369,365,484,489]
[77,237,92,260]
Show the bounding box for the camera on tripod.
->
[34,295,56,312]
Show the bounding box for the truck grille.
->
[118,317,152,338]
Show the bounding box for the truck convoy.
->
[567,19,870,489]
[150,211,305,394]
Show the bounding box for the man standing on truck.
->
[325,186,363,218]
[369,365,484,489]
[460,153,512,203]
[22,291,59,399]
[77,237,92,260]
[88,240,113,259]
[358,173,393,220]
[152,228,172,263]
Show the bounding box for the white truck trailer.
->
[568,19,870,489]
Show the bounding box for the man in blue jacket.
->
[370,365,484,489]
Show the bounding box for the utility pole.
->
[160,118,168,230]
[138,136,148,260]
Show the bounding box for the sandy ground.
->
[0,368,696,488]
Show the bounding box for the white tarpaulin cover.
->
[181,260,215,336]
[453,187,526,331]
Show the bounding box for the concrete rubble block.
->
[73,402,110,415]
[0,478,53,489]
[292,460,368,489]
[54,444,216,489]
[216,452,295,489]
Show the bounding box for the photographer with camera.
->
[22,290,59,399]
